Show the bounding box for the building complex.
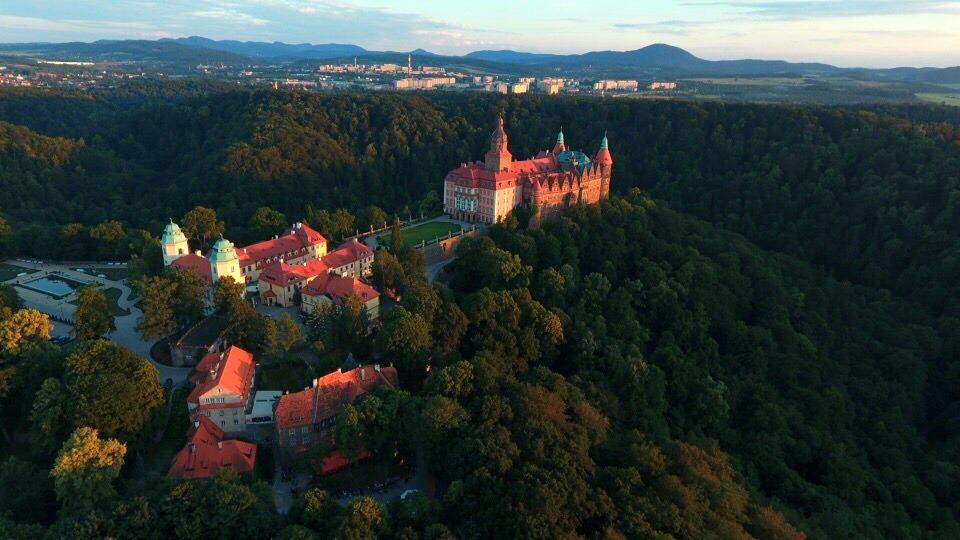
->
[443,117,613,224]
[162,220,379,318]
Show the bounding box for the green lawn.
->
[0,263,36,282]
[103,287,129,316]
[69,286,129,316]
[379,221,463,248]
[90,267,129,281]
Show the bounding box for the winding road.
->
[3,259,193,385]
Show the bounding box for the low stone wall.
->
[420,227,481,265]
[343,215,432,244]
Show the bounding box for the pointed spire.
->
[553,125,566,154]
[595,131,613,166]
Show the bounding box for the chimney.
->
[374,364,381,372]
[194,419,200,429]
[360,368,366,381]
[217,441,222,449]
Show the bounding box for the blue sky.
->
[1,1,958,67]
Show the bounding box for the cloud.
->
[684,0,960,20]
[612,19,699,35]
[190,8,269,26]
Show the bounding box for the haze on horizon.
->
[1,0,959,68]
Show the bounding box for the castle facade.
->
[443,117,612,223]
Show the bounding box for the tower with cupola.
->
[594,133,613,199]
[209,236,244,285]
[161,219,190,266]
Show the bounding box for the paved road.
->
[272,459,302,514]
[334,462,431,507]
[426,258,455,282]
[3,259,192,385]
[108,275,192,385]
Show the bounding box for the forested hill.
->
[0,89,958,316]
[443,194,958,537]
[0,87,959,537]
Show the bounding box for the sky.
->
[1,0,958,67]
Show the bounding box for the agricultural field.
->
[916,92,960,106]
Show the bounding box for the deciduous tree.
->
[134,275,177,340]
[0,308,52,353]
[64,340,163,439]
[73,286,115,340]
[182,206,224,249]
[51,427,126,515]
[251,206,287,240]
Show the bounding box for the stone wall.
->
[419,227,481,265]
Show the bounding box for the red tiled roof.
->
[275,365,399,432]
[170,253,212,284]
[236,223,326,267]
[259,258,329,287]
[168,416,256,479]
[445,153,563,191]
[301,273,379,304]
[322,239,373,269]
[187,346,256,408]
[321,448,372,475]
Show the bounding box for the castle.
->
[161,220,377,317]
[443,117,612,223]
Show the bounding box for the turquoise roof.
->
[209,236,238,264]
[557,149,592,173]
[600,133,608,149]
[556,127,564,145]
[162,220,187,245]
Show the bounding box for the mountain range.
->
[0,37,957,83]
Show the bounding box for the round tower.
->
[594,133,613,198]
[209,236,244,285]
[161,219,189,266]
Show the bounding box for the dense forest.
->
[0,86,958,538]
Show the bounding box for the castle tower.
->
[209,236,244,285]
[594,133,613,198]
[553,127,566,154]
[161,219,189,266]
[484,116,513,172]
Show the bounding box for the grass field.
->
[916,93,960,106]
[379,221,463,248]
[69,286,129,316]
[0,263,36,282]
